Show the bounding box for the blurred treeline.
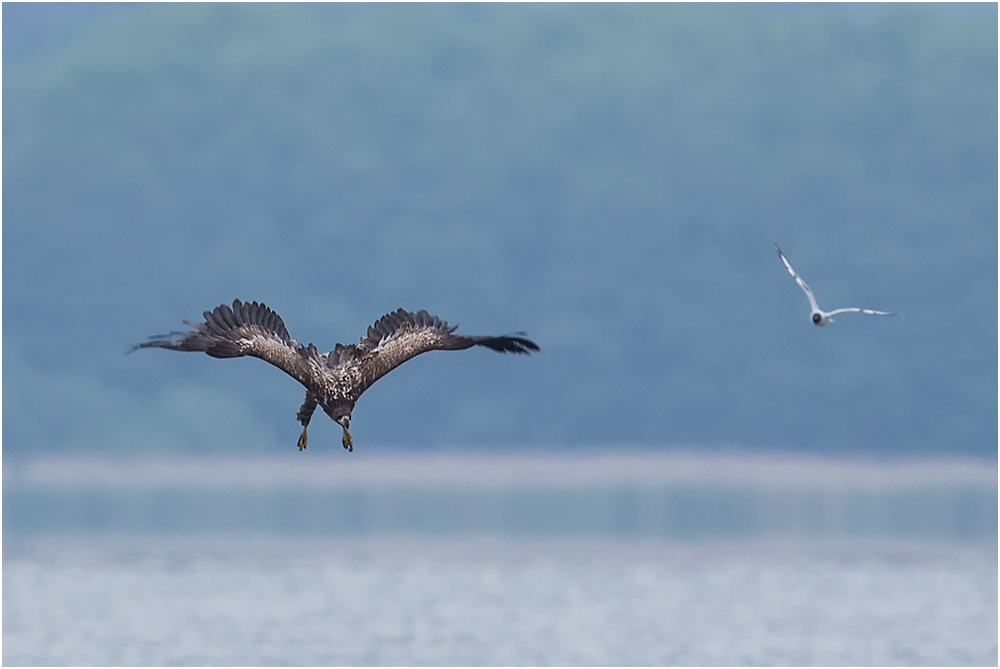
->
[3,3,996,455]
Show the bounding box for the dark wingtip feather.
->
[519,337,540,353]
[475,334,539,355]
[125,340,162,356]
[508,335,540,354]
[125,331,191,355]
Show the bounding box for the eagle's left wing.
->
[329,309,538,397]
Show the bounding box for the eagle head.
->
[323,402,353,429]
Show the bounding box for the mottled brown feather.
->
[130,301,538,442]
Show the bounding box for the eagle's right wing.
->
[129,299,325,390]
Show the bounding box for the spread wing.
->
[776,244,821,313]
[325,308,539,397]
[826,307,900,317]
[128,299,325,390]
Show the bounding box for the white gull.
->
[775,244,901,326]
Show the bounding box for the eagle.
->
[129,299,539,451]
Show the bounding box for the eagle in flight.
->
[129,300,539,451]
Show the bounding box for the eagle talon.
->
[341,426,353,452]
[297,427,308,451]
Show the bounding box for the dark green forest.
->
[3,3,996,456]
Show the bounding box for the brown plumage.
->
[129,299,539,451]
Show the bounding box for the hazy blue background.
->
[3,3,997,457]
[3,6,997,666]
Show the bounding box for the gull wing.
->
[775,244,820,314]
[825,307,901,317]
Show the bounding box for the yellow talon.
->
[297,427,308,451]
[341,425,353,452]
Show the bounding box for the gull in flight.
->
[775,244,901,326]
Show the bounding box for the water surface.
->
[4,451,996,665]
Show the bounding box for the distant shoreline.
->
[5,450,995,542]
[5,448,996,489]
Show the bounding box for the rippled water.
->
[5,452,996,665]
[3,536,996,666]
